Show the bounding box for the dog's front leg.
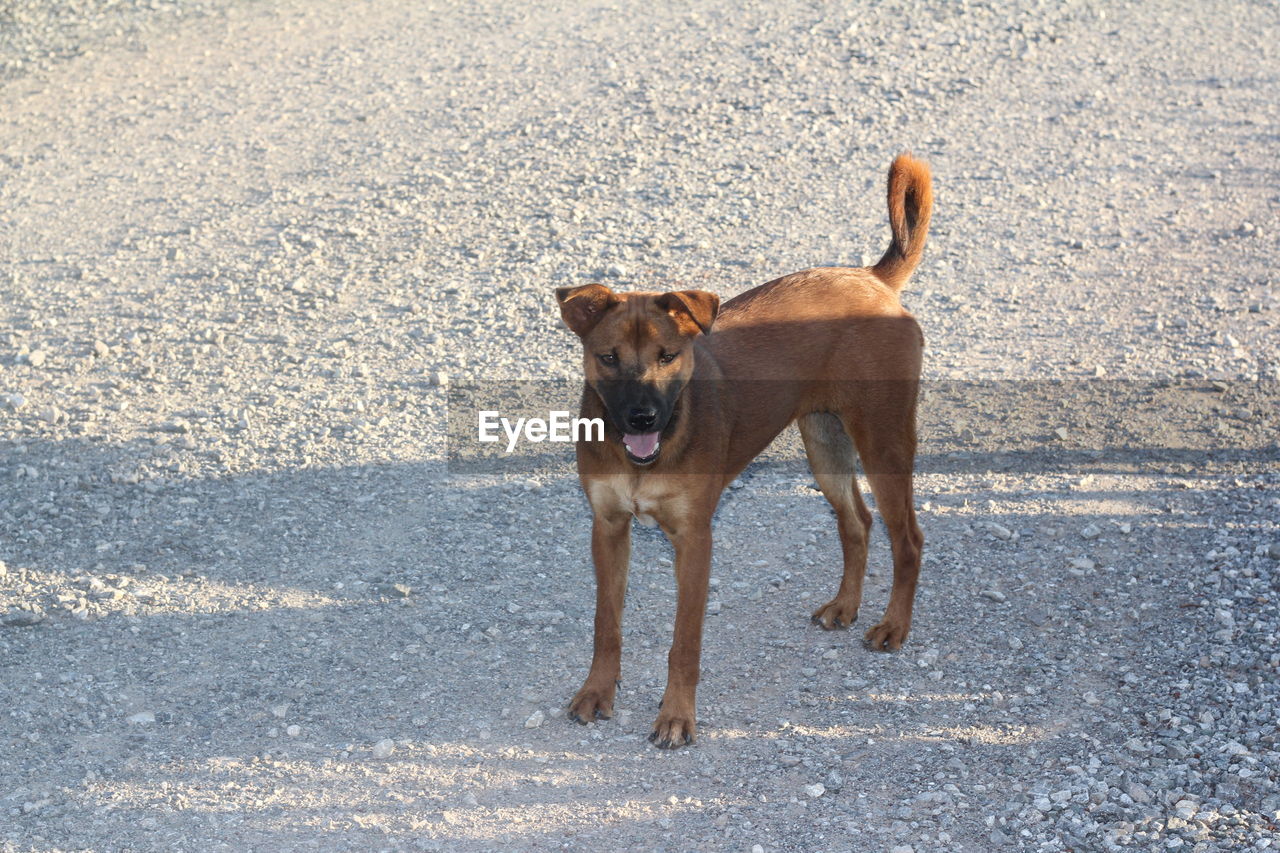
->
[650,520,712,748]
[568,511,631,724]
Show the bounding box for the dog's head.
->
[556,284,720,465]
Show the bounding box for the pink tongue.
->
[623,431,660,458]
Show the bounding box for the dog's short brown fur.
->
[555,154,933,748]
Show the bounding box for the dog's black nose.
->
[626,407,658,432]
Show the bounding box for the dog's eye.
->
[597,353,618,366]
[658,351,680,365]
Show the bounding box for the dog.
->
[554,154,932,748]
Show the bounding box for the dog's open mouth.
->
[623,431,661,465]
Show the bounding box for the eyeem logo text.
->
[478,411,605,453]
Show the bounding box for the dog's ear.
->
[555,283,619,337]
[657,290,720,336]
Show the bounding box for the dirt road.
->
[2,1,1278,850]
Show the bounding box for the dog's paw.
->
[648,708,696,749]
[568,683,615,724]
[864,618,910,651]
[811,598,860,630]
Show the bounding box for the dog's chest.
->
[586,474,680,528]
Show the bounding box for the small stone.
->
[1007,636,1023,650]
[26,350,47,367]
[1125,739,1148,755]
[381,583,412,598]
[371,738,395,758]
[986,522,1012,540]
[803,783,825,798]
[92,340,110,358]
[2,610,44,628]
[1117,521,1132,534]
[286,725,300,737]
[430,370,449,387]
[1053,427,1069,440]
[1080,523,1101,540]
[706,600,721,615]
[1,392,25,410]
[271,704,289,719]
[1069,557,1095,571]
[1266,543,1280,560]
[1082,691,1101,706]
[824,770,843,792]
[890,846,915,853]
[127,711,156,724]
[980,589,1006,603]
[525,710,545,729]
[606,263,627,277]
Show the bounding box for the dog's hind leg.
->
[800,412,872,630]
[848,400,923,652]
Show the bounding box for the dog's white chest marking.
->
[587,476,677,528]
[633,499,659,528]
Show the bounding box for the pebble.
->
[525,710,545,729]
[286,724,300,737]
[1,610,44,628]
[2,392,26,409]
[371,738,395,759]
[26,349,47,367]
[981,589,1007,603]
[1080,523,1102,539]
[126,711,156,724]
[803,783,825,798]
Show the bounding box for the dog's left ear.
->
[657,290,720,336]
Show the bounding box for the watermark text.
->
[478,410,604,453]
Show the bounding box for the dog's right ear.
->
[555,283,619,337]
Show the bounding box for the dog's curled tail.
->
[871,153,933,291]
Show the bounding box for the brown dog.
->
[555,154,932,748]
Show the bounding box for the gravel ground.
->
[2,0,1279,851]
